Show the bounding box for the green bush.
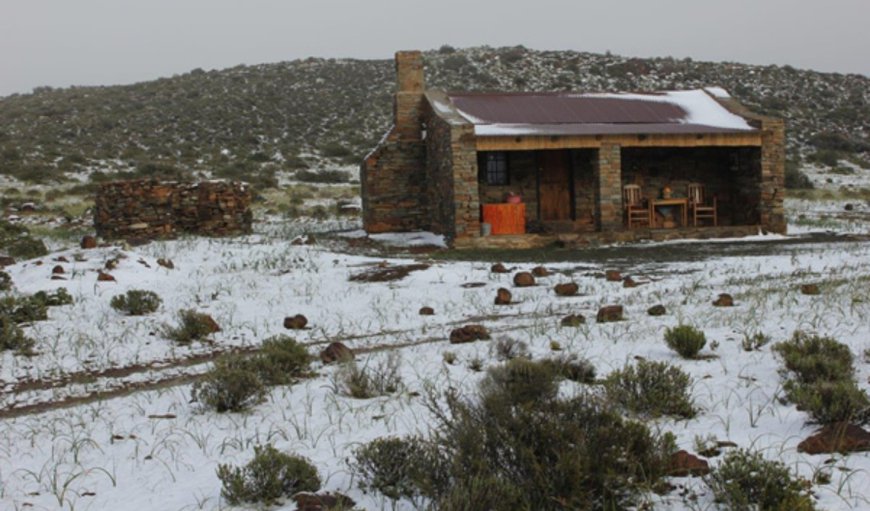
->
[664,324,707,358]
[217,444,320,505]
[706,448,816,511]
[32,288,73,307]
[541,354,597,383]
[110,289,162,315]
[0,220,48,260]
[0,271,11,291]
[0,295,47,323]
[352,436,447,502]
[163,309,219,344]
[479,358,559,405]
[331,352,402,399]
[784,379,870,425]
[192,355,265,412]
[603,360,697,418]
[773,331,854,385]
[0,316,36,354]
[252,335,312,385]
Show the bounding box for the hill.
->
[0,46,868,186]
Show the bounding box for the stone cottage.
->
[361,51,785,248]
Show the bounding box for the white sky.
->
[1,0,868,97]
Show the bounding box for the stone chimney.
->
[394,51,425,141]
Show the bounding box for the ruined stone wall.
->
[360,131,428,232]
[94,180,252,239]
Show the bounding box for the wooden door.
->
[538,150,573,221]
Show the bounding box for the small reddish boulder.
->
[97,271,116,282]
[0,256,15,266]
[647,304,666,316]
[800,284,820,295]
[798,423,870,455]
[490,263,510,274]
[513,272,535,287]
[494,287,512,305]
[597,305,624,323]
[531,266,551,277]
[283,314,308,330]
[419,306,435,315]
[605,269,622,282]
[554,282,579,296]
[560,314,586,327]
[623,276,637,288]
[320,342,354,364]
[80,235,98,249]
[668,450,710,477]
[157,258,175,270]
[51,265,65,275]
[713,293,734,307]
[449,324,491,344]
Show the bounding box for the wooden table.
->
[481,203,526,235]
[651,198,688,228]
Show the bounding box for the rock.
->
[0,256,15,266]
[419,306,435,315]
[560,314,586,327]
[304,234,316,245]
[97,271,116,282]
[605,269,622,282]
[597,305,624,323]
[623,276,637,288]
[51,265,64,275]
[490,263,510,273]
[105,258,119,271]
[292,492,356,511]
[449,324,491,344]
[291,237,305,246]
[320,342,354,364]
[800,283,820,295]
[668,450,710,477]
[713,293,734,307]
[50,275,66,280]
[198,314,221,334]
[55,256,69,263]
[80,235,97,249]
[157,258,175,269]
[531,266,551,277]
[647,304,667,316]
[283,314,308,330]
[513,272,535,287]
[495,287,512,305]
[845,203,854,211]
[554,282,579,296]
[798,423,870,455]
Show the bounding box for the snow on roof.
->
[446,89,755,137]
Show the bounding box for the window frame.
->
[482,151,509,186]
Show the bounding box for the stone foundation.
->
[94,180,252,239]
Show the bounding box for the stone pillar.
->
[451,124,480,241]
[593,143,623,231]
[394,51,425,141]
[760,119,786,233]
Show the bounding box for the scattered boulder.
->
[513,272,535,287]
[494,287,512,305]
[55,256,69,263]
[293,492,356,511]
[668,450,710,477]
[105,259,119,271]
[647,304,667,316]
[97,271,116,282]
[283,314,308,330]
[554,282,579,296]
[0,256,15,266]
[560,314,586,327]
[80,235,97,249]
[531,266,551,277]
[622,276,637,288]
[198,314,222,334]
[798,423,870,455]
[449,324,491,344]
[419,306,435,315]
[596,305,624,323]
[800,283,820,295]
[320,342,354,364]
[51,265,64,275]
[605,269,622,282]
[713,293,734,307]
[157,258,175,270]
[845,203,854,211]
[490,263,510,274]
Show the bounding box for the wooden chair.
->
[623,184,651,228]
[687,183,717,227]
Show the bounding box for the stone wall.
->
[760,119,786,233]
[424,107,456,237]
[594,144,623,230]
[94,180,252,239]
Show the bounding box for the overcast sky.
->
[1,0,868,97]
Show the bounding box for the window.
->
[483,152,509,185]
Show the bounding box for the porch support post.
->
[759,119,786,233]
[451,124,481,241]
[594,143,623,231]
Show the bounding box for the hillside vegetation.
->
[0,46,868,185]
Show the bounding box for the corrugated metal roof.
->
[445,90,757,136]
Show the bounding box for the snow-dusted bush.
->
[110,289,162,315]
[706,448,815,510]
[603,360,697,418]
[217,444,320,505]
[664,324,707,359]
